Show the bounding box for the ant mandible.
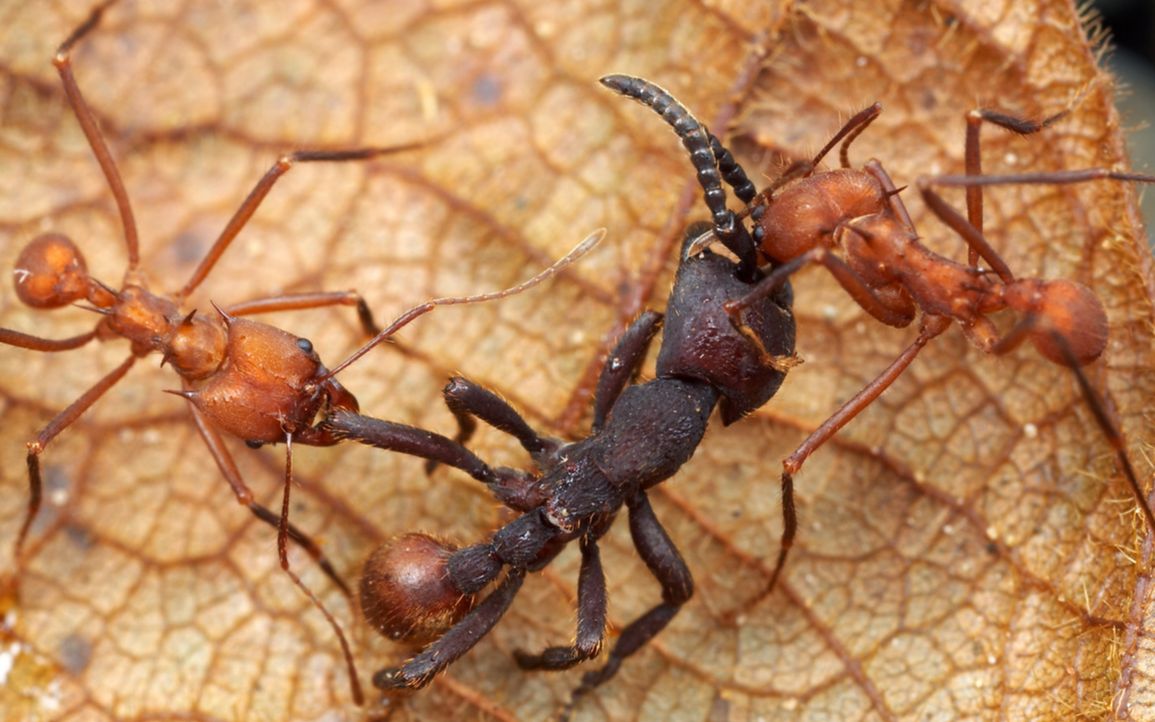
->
[600,73,1155,594]
[318,214,796,714]
[2,0,602,704]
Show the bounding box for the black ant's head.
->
[658,222,796,425]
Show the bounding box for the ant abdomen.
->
[360,533,475,644]
[1004,278,1108,365]
[13,233,101,309]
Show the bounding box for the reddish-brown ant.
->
[1,0,602,705]
[601,74,1155,594]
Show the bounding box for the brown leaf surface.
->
[1,1,1154,720]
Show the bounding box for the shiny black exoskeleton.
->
[322,217,795,713]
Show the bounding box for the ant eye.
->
[245,439,264,449]
[296,338,314,354]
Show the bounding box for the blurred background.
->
[1092,0,1155,241]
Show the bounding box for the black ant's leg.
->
[599,75,758,279]
[375,510,559,690]
[561,492,692,721]
[513,534,607,671]
[321,408,500,484]
[373,570,526,691]
[441,377,558,458]
[592,310,664,433]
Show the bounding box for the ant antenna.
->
[321,228,606,379]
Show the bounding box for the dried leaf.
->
[1,1,1153,721]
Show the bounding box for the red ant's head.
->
[1004,278,1108,366]
[184,315,334,442]
[13,233,91,309]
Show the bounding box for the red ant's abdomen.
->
[757,168,884,262]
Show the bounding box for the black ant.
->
[318,208,796,715]
[600,73,1155,595]
[1,0,602,704]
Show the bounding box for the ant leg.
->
[561,492,692,721]
[752,315,951,601]
[916,180,1015,282]
[373,570,527,690]
[376,510,558,689]
[16,355,137,558]
[273,436,363,705]
[962,107,1067,263]
[177,146,422,300]
[986,320,1155,533]
[1047,333,1155,533]
[598,75,758,277]
[53,0,140,268]
[435,379,561,508]
[442,377,557,458]
[926,168,1155,192]
[0,329,97,352]
[185,402,352,596]
[513,535,606,670]
[726,248,914,363]
[321,408,501,484]
[593,310,664,432]
[226,291,382,337]
[743,103,884,211]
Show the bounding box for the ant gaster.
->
[320,215,796,715]
[3,0,601,704]
[601,74,1155,594]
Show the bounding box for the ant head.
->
[360,533,476,645]
[13,233,91,308]
[185,318,332,442]
[1004,278,1108,365]
[659,223,797,425]
[223,317,323,382]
